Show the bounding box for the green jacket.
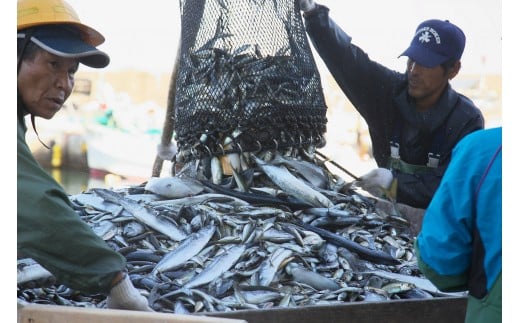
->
[17,111,126,295]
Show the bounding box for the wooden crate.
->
[17,304,247,323]
[18,297,467,323]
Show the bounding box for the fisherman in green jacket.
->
[17,0,151,311]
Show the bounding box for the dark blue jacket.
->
[303,5,484,208]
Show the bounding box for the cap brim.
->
[399,44,447,68]
[18,27,109,68]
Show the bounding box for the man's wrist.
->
[303,3,319,17]
[110,271,126,288]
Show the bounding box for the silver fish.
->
[271,153,329,189]
[257,247,293,286]
[252,155,333,208]
[149,193,250,208]
[122,221,146,238]
[17,259,53,285]
[91,188,187,242]
[285,263,340,291]
[152,225,216,275]
[365,270,465,297]
[91,220,118,240]
[174,300,191,314]
[227,152,242,173]
[144,176,205,198]
[211,156,223,184]
[258,228,295,243]
[184,244,246,289]
[71,192,127,216]
[231,167,249,192]
[382,282,414,294]
[232,289,282,305]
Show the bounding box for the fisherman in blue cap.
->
[17,0,152,311]
[297,1,484,222]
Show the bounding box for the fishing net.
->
[173,0,328,163]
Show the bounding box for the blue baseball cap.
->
[17,25,110,68]
[399,19,465,68]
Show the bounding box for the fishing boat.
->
[83,99,172,182]
[84,123,166,181]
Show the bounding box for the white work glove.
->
[355,168,394,198]
[106,274,153,311]
[157,142,177,161]
[298,0,316,12]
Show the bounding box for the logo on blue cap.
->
[417,27,440,44]
[400,19,465,68]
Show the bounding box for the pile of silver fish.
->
[17,150,459,313]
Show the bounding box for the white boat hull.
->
[85,124,167,181]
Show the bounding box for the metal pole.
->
[151,39,181,177]
[315,150,360,181]
[152,0,207,177]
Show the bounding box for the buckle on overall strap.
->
[427,152,440,168]
[390,141,400,159]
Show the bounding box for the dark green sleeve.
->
[17,118,126,295]
[414,239,469,293]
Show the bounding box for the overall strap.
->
[389,116,402,159]
[426,121,447,168]
[389,115,447,171]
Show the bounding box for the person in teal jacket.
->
[17,0,151,311]
[415,127,502,322]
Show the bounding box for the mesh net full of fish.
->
[174,0,328,163]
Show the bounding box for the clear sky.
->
[66,0,503,76]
